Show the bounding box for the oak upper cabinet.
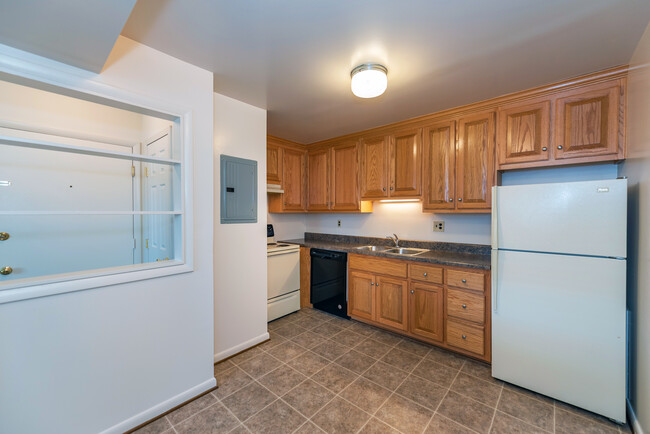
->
[307,148,330,211]
[456,111,495,210]
[390,128,422,197]
[409,281,444,342]
[375,276,408,331]
[267,143,283,184]
[279,147,306,211]
[360,129,422,199]
[497,99,550,166]
[554,83,621,160]
[349,270,375,321]
[306,142,361,212]
[423,120,456,211]
[360,135,389,198]
[330,142,360,211]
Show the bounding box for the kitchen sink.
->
[355,245,389,252]
[384,247,429,256]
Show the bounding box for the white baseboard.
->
[627,398,646,434]
[100,377,217,434]
[214,332,270,363]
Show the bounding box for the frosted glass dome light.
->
[350,63,388,98]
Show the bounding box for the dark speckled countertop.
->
[280,233,491,270]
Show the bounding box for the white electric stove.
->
[267,224,300,321]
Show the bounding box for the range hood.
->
[267,183,284,194]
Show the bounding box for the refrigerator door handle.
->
[491,251,498,313]
[491,186,498,249]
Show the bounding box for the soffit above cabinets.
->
[121,0,650,143]
[0,0,137,73]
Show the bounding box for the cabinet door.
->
[456,111,495,210]
[423,121,455,210]
[331,142,360,211]
[554,84,620,159]
[307,148,330,211]
[497,100,550,166]
[360,135,389,199]
[409,282,444,342]
[267,144,283,184]
[390,128,422,197]
[375,276,408,330]
[282,148,306,211]
[349,270,375,320]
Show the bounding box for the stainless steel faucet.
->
[386,233,400,247]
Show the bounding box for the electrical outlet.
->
[337,220,341,227]
[433,221,445,232]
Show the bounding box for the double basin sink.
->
[355,245,429,256]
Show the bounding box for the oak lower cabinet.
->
[348,270,375,320]
[347,253,491,362]
[375,276,408,331]
[408,282,444,342]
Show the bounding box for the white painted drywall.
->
[213,93,269,361]
[288,164,619,245]
[622,21,650,434]
[0,36,215,434]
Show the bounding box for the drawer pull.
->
[542,147,547,151]
[462,279,467,283]
[410,290,414,294]
[462,304,467,309]
[423,272,427,277]
[371,282,375,286]
[462,335,467,340]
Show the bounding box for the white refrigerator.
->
[491,179,627,423]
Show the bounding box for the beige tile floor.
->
[136,308,632,434]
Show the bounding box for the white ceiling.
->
[1,1,649,144]
[0,0,137,72]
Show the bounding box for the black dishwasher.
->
[310,249,349,319]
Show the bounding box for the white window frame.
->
[0,43,195,305]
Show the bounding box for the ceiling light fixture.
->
[350,63,388,98]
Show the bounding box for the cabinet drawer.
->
[447,288,484,324]
[349,254,407,278]
[446,320,484,356]
[446,269,484,291]
[409,263,443,284]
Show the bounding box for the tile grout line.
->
[420,358,465,434]
[486,382,504,433]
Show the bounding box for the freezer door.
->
[492,179,627,257]
[491,250,626,422]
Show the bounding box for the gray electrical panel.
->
[220,155,257,224]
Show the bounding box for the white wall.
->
[0,36,215,434]
[293,164,618,245]
[213,93,269,361]
[268,212,307,240]
[622,21,650,433]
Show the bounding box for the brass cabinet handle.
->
[0,232,9,241]
[0,266,13,275]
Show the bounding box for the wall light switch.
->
[433,221,444,232]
